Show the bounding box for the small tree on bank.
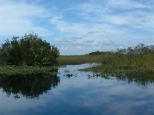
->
[0,33,59,66]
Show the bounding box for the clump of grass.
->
[82,53,154,74]
[0,66,57,76]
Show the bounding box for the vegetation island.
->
[0,33,59,76]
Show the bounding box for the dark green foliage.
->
[88,51,102,55]
[0,33,59,66]
[88,51,113,55]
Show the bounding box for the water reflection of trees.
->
[0,72,60,99]
[88,72,154,86]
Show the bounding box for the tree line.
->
[88,44,154,55]
[116,44,154,55]
[0,33,60,66]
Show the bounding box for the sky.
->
[0,0,154,55]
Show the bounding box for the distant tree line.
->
[88,51,102,55]
[116,44,154,55]
[88,44,154,55]
[0,33,60,66]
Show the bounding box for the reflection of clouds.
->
[54,65,154,114]
[0,90,47,115]
[102,99,154,115]
[0,64,154,114]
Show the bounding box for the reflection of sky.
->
[0,64,154,115]
[0,89,46,115]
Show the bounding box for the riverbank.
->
[0,66,57,76]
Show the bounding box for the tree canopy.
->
[0,33,59,66]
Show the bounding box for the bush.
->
[0,33,59,66]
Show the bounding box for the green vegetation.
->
[0,66,57,76]
[82,44,154,74]
[83,53,154,73]
[58,44,154,75]
[0,33,59,66]
[0,33,59,76]
[0,33,153,77]
[58,55,104,65]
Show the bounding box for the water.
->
[0,64,154,115]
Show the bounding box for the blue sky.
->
[0,0,154,55]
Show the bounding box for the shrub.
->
[0,33,59,66]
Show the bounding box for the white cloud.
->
[49,0,154,54]
[50,16,91,35]
[73,0,154,30]
[0,0,154,54]
[107,0,151,9]
[103,12,154,31]
[0,0,49,36]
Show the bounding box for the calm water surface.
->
[0,64,154,115]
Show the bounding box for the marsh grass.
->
[0,66,57,76]
[58,55,104,65]
[82,53,154,74]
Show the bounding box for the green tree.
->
[0,33,59,66]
